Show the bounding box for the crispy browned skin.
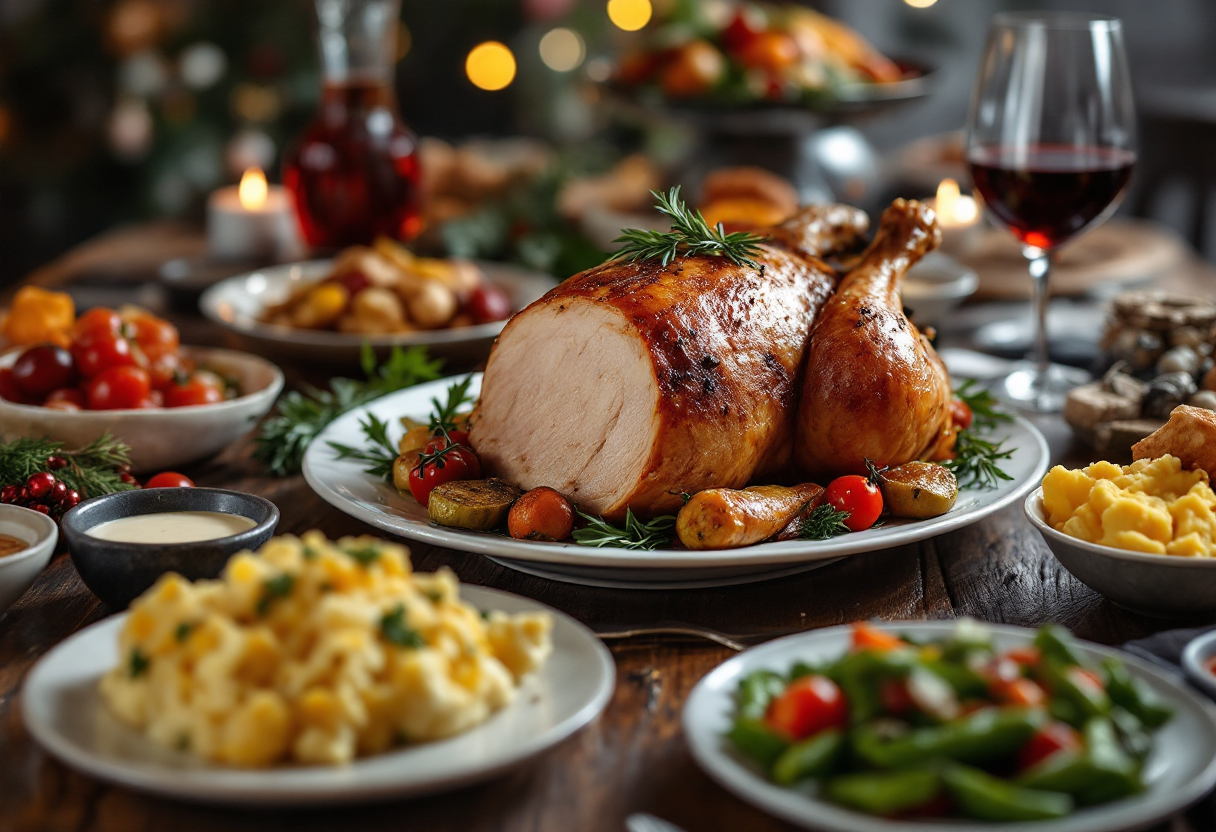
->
[795,199,953,477]
[1133,405,1216,474]
[676,483,825,550]
[470,204,868,520]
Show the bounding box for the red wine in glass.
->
[283,79,423,250]
[969,144,1135,250]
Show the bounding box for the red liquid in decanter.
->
[283,79,422,249]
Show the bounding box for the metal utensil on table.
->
[590,621,805,652]
[625,812,690,832]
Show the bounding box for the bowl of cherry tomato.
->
[0,307,283,472]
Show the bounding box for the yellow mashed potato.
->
[1041,455,1216,556]
[99,532,552,767]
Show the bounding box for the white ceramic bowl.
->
[200,259,556,366]
[1181,630,1216,702]
[0,504,58,616]
[1025,488,1216,619]
[0,347,284,474]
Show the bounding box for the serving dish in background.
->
[0,504,58,616]
[0,347,283,474]
[200,260,556,367]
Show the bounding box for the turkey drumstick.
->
[795,198,954,478]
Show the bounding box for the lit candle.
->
[207,167,304,262]
[928,178,981,256]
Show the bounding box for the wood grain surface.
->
[1,224,1213,832]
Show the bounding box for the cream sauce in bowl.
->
[86,511,257,544]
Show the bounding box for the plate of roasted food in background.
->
[610,1,932,113]
[303,193,1049,589]
[0,305,282,472]
[199,238,556,366]
[683,619,1216,832]
[22,532,614,804]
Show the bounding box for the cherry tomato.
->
[0,368,35,404]
[465,285,512,324]
[765,674,848,741]
[125,312,179,362]
[951,398,974,430]
[86,365,152,410]
[660,40,725,98]
[1019,721,1082,771]
[991,677,1047,708]
[44,399,82,412]
[12,345,75,398]
[46,388,86,408]
[721,6,767,54]
[824,474,883,532]
[880,678,914,716]
[147,352,186,390]
[616,50,662,85]
[407,439,482,506]
[738,31,800,73]
[1004,646,1041,667]
[72,332,135,378]
[163,373,224,408]
[72,308,122,342]
[145,472,195,488]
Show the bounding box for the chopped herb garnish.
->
[572,508,677,550]
[379,604,425,648]
[257,573,295,616]
[303,545,319,561]
[346,545,381,565]
[423,588,444,604]
[797,504,853,540]
[174,622,195,643]
[129,647,150,678]
[328,413,399,483]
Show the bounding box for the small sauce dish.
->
[1182,630,1216,702]
[0,504,58,617]
[61,488,278,608]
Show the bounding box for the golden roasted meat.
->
[795,199,953,478]
[470,204,868,519]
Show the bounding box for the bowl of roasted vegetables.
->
[684,620,1216,831]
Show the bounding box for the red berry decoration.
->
[30,503,50,515]
[49,480,67,503]
[0,485,17,503]
[26,472,55,500]
[46,455,67,470]
[64,490,81,508]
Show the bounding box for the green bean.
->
[1018,717,1141,805]
[854,706,1046,769]
[771,729,845,785]
[822,768,941,816]
[944,763,1073,821]
[736,670,786,721]
[919,657,989,698]
[1041,661,1111,719]
[1034,625,1088,667]
[1102,657,1174,729]
[727,718,788,768]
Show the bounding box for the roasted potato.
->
[676,483,824,550]
[880,462,958,519]
[427,479,524,530]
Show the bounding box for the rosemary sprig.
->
[328,414,399,483]
[254,343,443,476]
[429,374,475,435]
[0,434,135,499]
[572,508,677,550]
[610,186,764,270]
[945,430,1015,490]
[954,379,1013,432]
[797,504,853,540]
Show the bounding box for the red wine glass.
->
[965,13,1136,411]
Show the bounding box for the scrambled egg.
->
[99,532,553,767]
[1041,455,1216,556]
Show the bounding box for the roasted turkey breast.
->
[470,204,868,519]
[795,198,954,478]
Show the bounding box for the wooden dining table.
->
[2,222,1215,832]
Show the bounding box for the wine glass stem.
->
[1026,248,1053,401]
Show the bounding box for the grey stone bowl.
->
[61,488,278,609]
[1025,487,1216,620]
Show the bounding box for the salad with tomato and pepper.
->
[0,307,238,411]
[727,621,1174,822]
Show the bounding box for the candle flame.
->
[239,167,269,210]
[935,178,977,224]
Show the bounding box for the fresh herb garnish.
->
[797,504,853,540]
[174,622,195,643]
[945,429,1015,490]
[572,508,677,550]
[256,573,295,616]
[129,647,150,678]
[328,413,399,483]
[946,379,1017,490]
[429,375,475,436]
[864,458,887,488]
[254,343,442,476]
[0,433,136,500]
[345,545,381,565]
[379,604,425,648]
[610,186,764,270]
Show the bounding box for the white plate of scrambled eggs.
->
[21,532,615,805]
